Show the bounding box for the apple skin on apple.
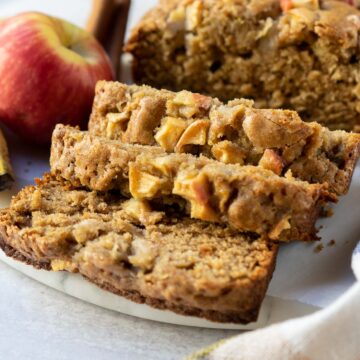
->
[0,12,115,144]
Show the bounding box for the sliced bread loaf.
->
[0,174,278,324]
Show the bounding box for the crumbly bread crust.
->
[0,175,278,324]
[88,81,360,195]
[125,0,360,131]
[51,125,335,242]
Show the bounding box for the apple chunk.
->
[0,12,114,144]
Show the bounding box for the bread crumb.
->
[320,206,334,218]
[314,244,324,253]
[327,239,336,247]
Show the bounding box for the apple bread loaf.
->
[50,125,335,241]
[88,81,360,195]
[125,0,360,131]
[0,174,278,324]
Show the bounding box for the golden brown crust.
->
[0,235,51,270]
[0,175,278,324]
[88,81,360,195]
[125,0,360,131]
[50,125,336,242]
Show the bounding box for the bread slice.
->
[0,174,278,324]
[50,125,335,242]
[88,81,360,195]
[125,0,360,132]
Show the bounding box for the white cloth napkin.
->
[191,242,360,360]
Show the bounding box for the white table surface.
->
[0,1,236,359]
[0,260,234,360]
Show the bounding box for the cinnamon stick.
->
[87,0,131,80]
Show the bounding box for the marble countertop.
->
[0,260,235,360]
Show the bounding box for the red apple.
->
[0,12,114,144]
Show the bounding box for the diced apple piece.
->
[106,112,130,125]
[154,116,188,151]
[167,7,186,32]
[259,149,286,175]
[211,141,247,165]
[105,112,129,138]
[147,156,175,177]
[269,216,291,240]
[174,171,219,222]
[185,0,203,31]
[129,165,169,199]
[122,198,164,225]
[51,259,77,272]
[280,0,319,12]
[30,189,42,210]
[175,119,209,152]
[129,238,158,271]
[168,91,212,118]
[72,219,102,244]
